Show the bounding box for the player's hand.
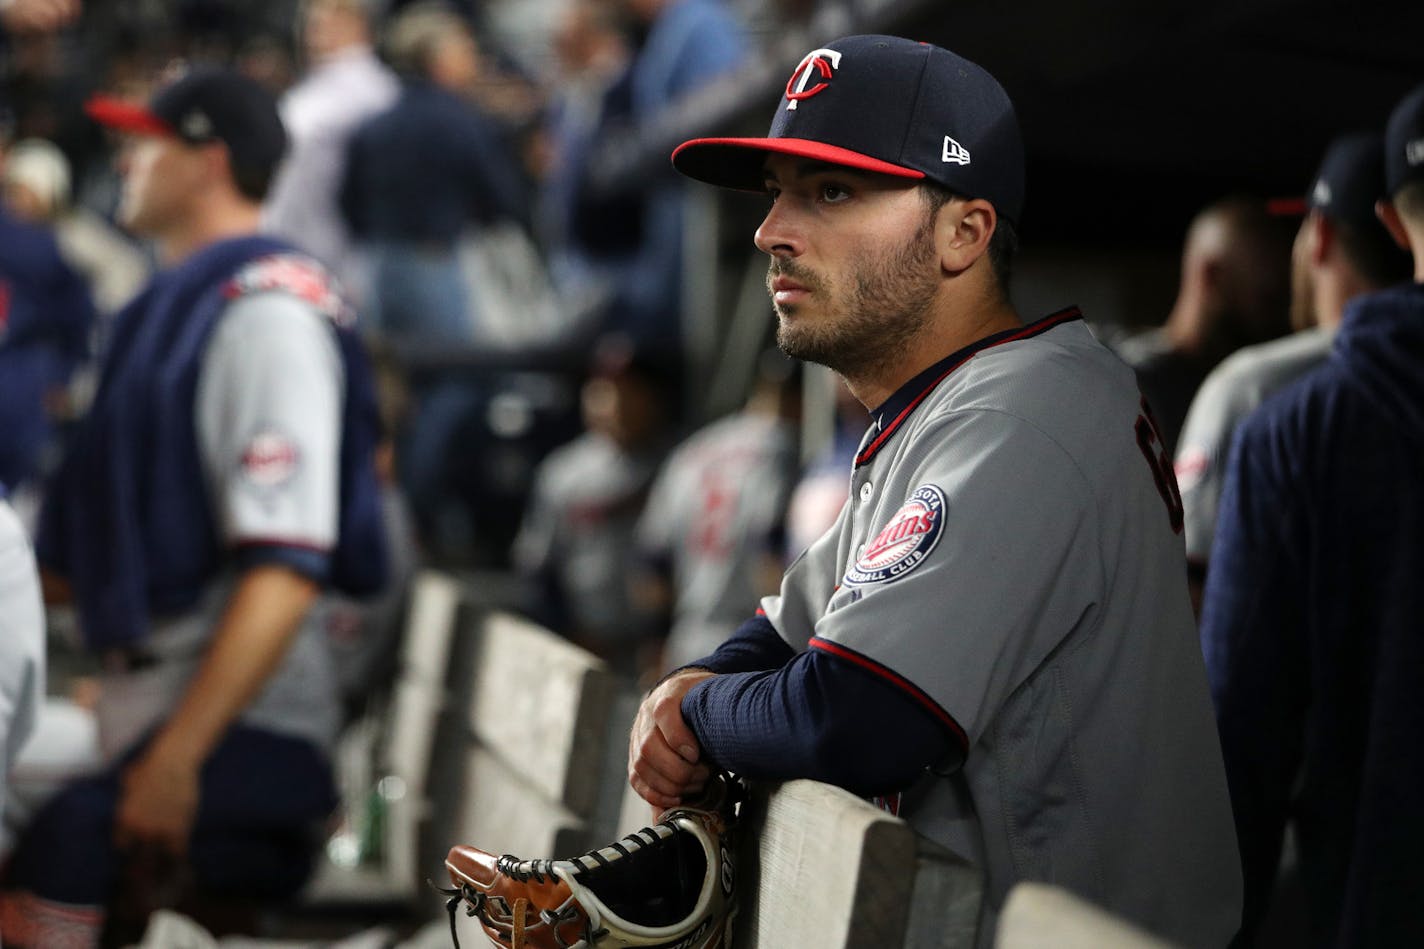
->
[114,742,201,858]
[629,668,715,809]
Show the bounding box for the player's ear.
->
[1376,198,1412,251]
[935,197,996,276]
[1307,212,1331,265]
[202,141,235,192]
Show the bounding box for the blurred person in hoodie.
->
[1200,85,1424,947]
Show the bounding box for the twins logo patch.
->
[241,429,301,488]
[844,484,946,586]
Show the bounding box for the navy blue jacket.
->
[1201,282,1424,947]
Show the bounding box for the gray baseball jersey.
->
[761,310,1241,947]
[513,432,666,647]
[94,278,346,762]
[1174,327,1333,563]
[636,412,797,670]
[0,498,43,787]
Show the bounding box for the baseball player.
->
[633,353,801,674]
[1174,133,1410,608]
[0,68,387,947]
[513,337,677,680]
[627,35,1241,947]
[1199,85,1424,946]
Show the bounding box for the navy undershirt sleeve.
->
[678,612,794,675]
[233,542,331,583]
[680,643,960,796]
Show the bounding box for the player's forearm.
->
[145,564,319,767]
[681,649,955,795]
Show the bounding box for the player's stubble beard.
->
[768,210,940,382]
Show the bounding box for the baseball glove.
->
[438,773,743,949]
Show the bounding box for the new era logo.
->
[942,136,970,165]
[181,110,214,140]
[1408,139,1424,167]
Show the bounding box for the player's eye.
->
[764,184,782,204]
[820,183,851,203]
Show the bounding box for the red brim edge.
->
[84,96,173,137]
[672,137,926,191]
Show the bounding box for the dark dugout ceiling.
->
[603,0,1423,245]
[892,0,1424,241]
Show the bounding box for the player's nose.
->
[754,201,805,258]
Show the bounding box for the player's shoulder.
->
[1212,329,1332,397]
[538,433,620,491]
[223,252,352,327]
[949,315,1137,421]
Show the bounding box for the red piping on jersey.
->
[809,636,969,752]
[855,306,1083,468]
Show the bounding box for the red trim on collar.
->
[810,636,969,751]
[855,307,1083,468]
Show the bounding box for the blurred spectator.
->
[513,335,677,679]
[1174,134,1409,613]
[263,0,398,302]
[1199,85,1424,947]
[0,68,387,946]
[577,0,746,350]
[1113,196,1293,455]
[3,136,148,314]
[633,350,800,675]
[340,0,527,344]
[0,200,95,497]
[531,0,632,311]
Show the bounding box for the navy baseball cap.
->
[672,35,1025,224]
[1385,82,1424,196]
[85,67,287,179]
[1307,133,1389,227]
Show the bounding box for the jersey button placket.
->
[859,481,874,503]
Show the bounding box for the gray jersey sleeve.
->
[1174,363,1248,564]
[195,289,345,552]
[0,499,44,772]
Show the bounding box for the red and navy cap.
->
[85,66,287,178]
[1287,133,1391,227]
[1385,81,1424,197]
[672,35,1025,224]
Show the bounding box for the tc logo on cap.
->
[785,48,842,111]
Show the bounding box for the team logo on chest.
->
[844,484,946,586]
